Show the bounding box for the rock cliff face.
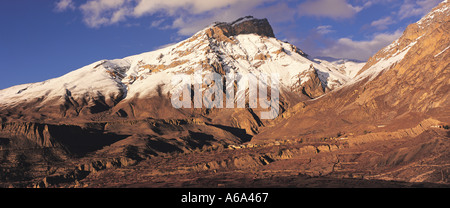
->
[0,122,131,155]
[213,16,275,38]
[299,65,326,99]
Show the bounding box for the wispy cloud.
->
[318,30,403,60]
[54,0,75,12]
[133,0,245,17]
[370,16,395,30]
[316,25,335,35]
[398,0,442,19]
[76,0,272,29]
[67,0,369,33]
[360,0,396,8]
[150,19,165,28]
[166,0,275,36]
[54,0,434,61]
[298,0,363,19]
[79,0,132,28]
[153,42,178,50]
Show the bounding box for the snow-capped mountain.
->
[0,2,448,188]
[0,16,362,123]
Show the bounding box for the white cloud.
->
[57,0,424,62]
[298,0,363,19]
[316,25,334,35]
[111,7,131,23]
[250,2,296,23]
[67,0,369,36]
[133,0,244,17]
[318,30,403,60]
[79,0,130,28]
[166,0,276,36]
[154,42,178,50]
[150,19,165,28]
[55,0,75,12]
[398,0,442,19]
[77,0,273,32]
[370,16,395,30]
[360,0,396,8]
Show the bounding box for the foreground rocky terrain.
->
[0,2,449,188]
[2,117,447,188]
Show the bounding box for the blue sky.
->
[0,0,443,89]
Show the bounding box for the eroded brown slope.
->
[254,1,450,143]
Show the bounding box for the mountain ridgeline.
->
[0,2,449,188]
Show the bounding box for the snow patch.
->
[434,45,450,57]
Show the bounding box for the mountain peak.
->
[210,16,275,38]
[356,0,449,79]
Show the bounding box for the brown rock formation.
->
[300,65,325,99]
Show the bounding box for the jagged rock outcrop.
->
[0,122,54,147]
[0,122,131,155]
[213,16,275,38]
[300,65,326,99]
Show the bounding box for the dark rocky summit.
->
[213,16,275,38]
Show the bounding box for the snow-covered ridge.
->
[0,17,362,109]
[313,57,366,79]
[417,0,449,28]
[348,1,449,86]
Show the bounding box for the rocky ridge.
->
[255,0,450,143]
[0,3,449,187]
